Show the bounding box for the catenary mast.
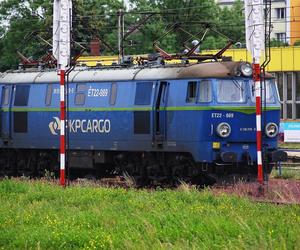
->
[244,0,265,184]
[53,0,72,186]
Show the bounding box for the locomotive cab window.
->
[75,84,86,105]
[1,86,10,106]
[186,81,197,103]
[198,80,212,102]
[250,80,276,103]
[14,85,30,106]
[217,80,245,103]
[135,82,153,105]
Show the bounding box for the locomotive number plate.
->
[211,113,234,118]
[88,88,109,97]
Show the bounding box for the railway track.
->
[255,199,299,206]
[3,168,300,205]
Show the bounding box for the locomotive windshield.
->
[250,80,277,103]
[217,80,245,103]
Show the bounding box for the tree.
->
[269,38,289,47]
[0,0,124,71]
[126,0,246,54]
[0,0,247,70]
[293,40,300,46]
[72,0,123,54]
[127,0,222,54]
[0,0,53,71]
[218,0,245,44]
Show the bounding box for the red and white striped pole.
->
[245,0,265,184]
[253,62,263,184]
[53,0,72,186]
[60,70,66,186]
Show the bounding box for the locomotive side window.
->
[217,80,245,103]
[110,82,117,105]
[75,84,86,105]
[14,85,30,106]
[186,81,197,103]
[1,86,10,106]
[198,80,212,102]
[135,82,153,105]
[45,84,53,106]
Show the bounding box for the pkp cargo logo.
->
[49,116,111,135]
[49,117,61,135]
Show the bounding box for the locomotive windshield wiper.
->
[232,79,244,92]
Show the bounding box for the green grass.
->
[0,179,300,250]
[278,142,300,149]
[271,167,300,180]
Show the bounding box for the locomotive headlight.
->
[265,123,278,138]
[216,123,231,138]
[240,62,252,77]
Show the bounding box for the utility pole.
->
[53,0,72,186]
[245,0,265,184]
[118,9,124,64]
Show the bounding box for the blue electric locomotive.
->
[0,60,287,183]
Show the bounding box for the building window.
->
[296,72,300,119]
[277,72,300,120]
[287,103,293,119]
[287,73,293,101]
[276,73,283,101]
[276,33,286,43]
[276,8,285,19]
[296,72,300,101]
[296,104,300,119]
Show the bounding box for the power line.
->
[2,7,300,23]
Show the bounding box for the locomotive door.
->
[0,85,13,142]
[153,81,168,146]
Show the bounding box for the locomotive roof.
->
[0,61,272,84]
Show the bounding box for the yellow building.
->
[290,0,300,45]
[78,47,300,71]
[216,0,300,45]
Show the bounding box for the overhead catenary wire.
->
[2,10,300,27]
[2,3,300,22]
[5,17,300,34]
[2,3,300,62]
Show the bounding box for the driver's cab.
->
[214,78,280,106]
